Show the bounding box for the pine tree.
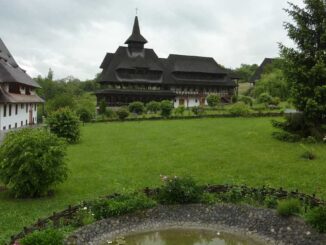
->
[280,0,326,137]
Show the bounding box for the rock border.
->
[66,204,326,245]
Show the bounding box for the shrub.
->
[238,95,254,107]
[258,93,273,105]
[47,108,80,144]
[206,94,220,108]
[71,206,95,227]
[128,101,145,115]
[160,100,173,118]
[200,192,219,205]
[0,129,67,198]
[305,206,326,233]
[303,136,318,144]
[231,95,238,103]
[90,193,156,220]
[98,99,107,115]
[272,131,301,142]
[20,228,64,245]
[116,107,129,120]
[175,106,185,116]
[228,102,251,116]
[146,101,161,114]
[191,106,205,116]
[264,196,278,209]
[270,97,281,106]
[277,199,301,217]
[76,107,93,124]
[158,176,203,204]
[217,187,243,204]
[105,108,116,119]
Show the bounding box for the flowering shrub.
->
[158,175,203,204]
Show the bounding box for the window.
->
[15,104,18,115]
[21,121,23,126]
[3,105,6,117]
[21,104,24,109]
[26,104,28,113]
[9,124,11,129]
[15,123,17,128]
[26,120,27,125]
[195,99,198,103]
[34,104,37,111]
[3,126,6,130]
[9,104,12,116]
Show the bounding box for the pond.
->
[111,228,266,245]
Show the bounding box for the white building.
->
[0,38,44,131]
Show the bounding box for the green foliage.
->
[277,199,301,217]
[254,69,289,100]
[191,106,205,116]
[0,129,67,198]
[258,93,273,105]
[160,100,173,117]
[175,106,185,116]
[235,63,258,83]
[45,93,76,114]
[71,207,95,227]
[90,193,156,220]
[217,187,243,204]
[98,99,107,115]
[264,196,278,209]
[116,107,129,120]
[206,94,220,107]
[47,108,81,144]
[158,176,203,204]
[76,108,93,123]
[146,101,161,113]
[281,0,326,131]
[270,97,281,106]
[272,131,301,142]
[20,228,64,245]
[200,192,219,205]
[128,101,145,115]
[228,102,251,116]
[238,95,254,107]
[305,206,326,233]
[105,108,116,119]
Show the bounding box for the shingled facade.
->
[96,16,238,108]
[0,38,44,131]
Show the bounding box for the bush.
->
[20,228,64,245]
[191,106,205,116]
[270,97,281,106]
[264,196,278,209]
[258,93,273,105]
[71,206,95,227]
[98,99,107,115]
[158,176,203,204]
[76,107,93,123]
[206,94,220,108]
[277,199,301,217]
[175,106,185,116]
[238,95,254,107]
[305,206,326,233]
[231,95,238,103]
[217,187,243,204]
[105,108,116,119]
[146,101,161,114]
[160,100,173,118]
[47,108,80,144]
[228,102,251,116]
[90,193,156,220]
[272,131,301,142]
[116,107,129,120]
[0,129,67,198]
[128,101,145,115]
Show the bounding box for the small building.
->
[0,38,44,131]
[249,58,278,86]
[96,16,238,108]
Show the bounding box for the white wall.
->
[173,97,207,108]
[0,103,38,131]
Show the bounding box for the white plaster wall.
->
[174,97,207,108]
[0,103,38,131]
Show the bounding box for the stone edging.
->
[66,204,326,245]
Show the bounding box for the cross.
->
[135,8,138,16]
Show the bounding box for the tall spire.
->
[125,16,147,46]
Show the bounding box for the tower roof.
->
[124,16,148,45]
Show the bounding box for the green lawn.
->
[1,117,326,244]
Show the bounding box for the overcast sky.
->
[0,0,304,80]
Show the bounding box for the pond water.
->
[112,229,266,245]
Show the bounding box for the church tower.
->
[125,16,147,53]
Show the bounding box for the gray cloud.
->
[0,0,304,80]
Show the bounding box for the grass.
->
[1,117,326,244]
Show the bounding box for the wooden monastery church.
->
[96,16,239,108]
[0,38,43,131]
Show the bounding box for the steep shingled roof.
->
[250,58,277,83]
[125,16,147,45]
[0,38,40,88]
